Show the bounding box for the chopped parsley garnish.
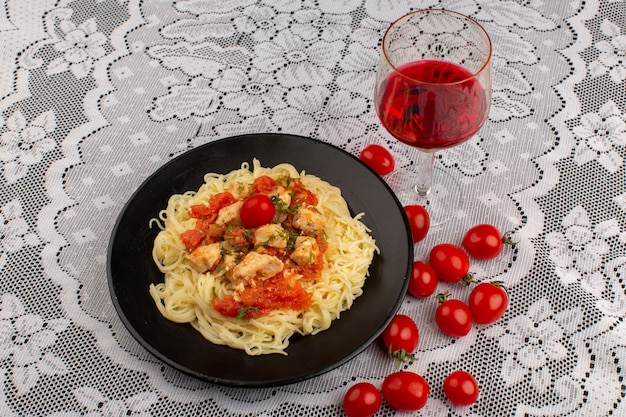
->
[236,306,258,320]
[270,195,296,214]
[278,175,292,189]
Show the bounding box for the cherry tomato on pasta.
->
[239,194,275,228]
[342,382,382,417]
[435,292,472,337]
[408,261,438,298]
[429,243,470,283]
[381,371,429,411]
[443,370,479,406]
[381,314,418,366]
[468,282,508,324]
[359,144,395,176]
[461,223,517,260]
[404,205,430,243]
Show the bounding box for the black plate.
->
[107,133,412,387]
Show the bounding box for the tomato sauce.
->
[212,274,312,319]
[243,274,312,311]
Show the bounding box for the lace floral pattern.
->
[0,111,56,183]
[0,0,624,415]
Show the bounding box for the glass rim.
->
[381,9,493,86]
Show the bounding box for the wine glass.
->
[374,9,492,225]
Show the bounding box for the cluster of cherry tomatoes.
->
[343,369,479,416]
[342,219,515,416]
[344,145,518,416]
[411,223,515,336]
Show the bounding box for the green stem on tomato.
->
[502,231,518,246]
[387,344,416,369]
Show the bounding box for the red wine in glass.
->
[376,60,489,151]
[374,10,492,225]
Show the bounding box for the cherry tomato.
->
[462,224,517,260]
[468,282,508,324]
[435,292,472,337]
[404,205,430,243]
[342,382,382,417]
[429,243,470,283]
[359,144,395,176]
[239,194,275,228]
[381,371,429,411]
[381,314,418,366]
[443,370,479,406]
[408,261,438,298]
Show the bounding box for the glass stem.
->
[414,151,434,196]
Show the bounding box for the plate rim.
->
[107,133,413,387]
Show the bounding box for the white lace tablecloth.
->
[1,0,625,416]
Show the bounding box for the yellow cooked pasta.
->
[149,159,377,355]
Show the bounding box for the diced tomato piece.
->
[252,176,277,194]
[180,229,204,251]
[224,226,251,248]
[189,192,236,219]
[289,179,318,206]
[188,204,212,219]
[194,218,212,234]
[293,188,318,207]
[208,192,237,213]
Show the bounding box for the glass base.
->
[385,166,462,226]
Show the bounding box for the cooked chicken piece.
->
[232,251,284,282]
[217,253,239,275]
[269,186,292,208]
[215,200,243,225]
[289,236,319,266]
[234,280,246,301]
[292,206,325,235]
[253,224,288,248]
[187,243,222,273]
[227,181,250,199]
